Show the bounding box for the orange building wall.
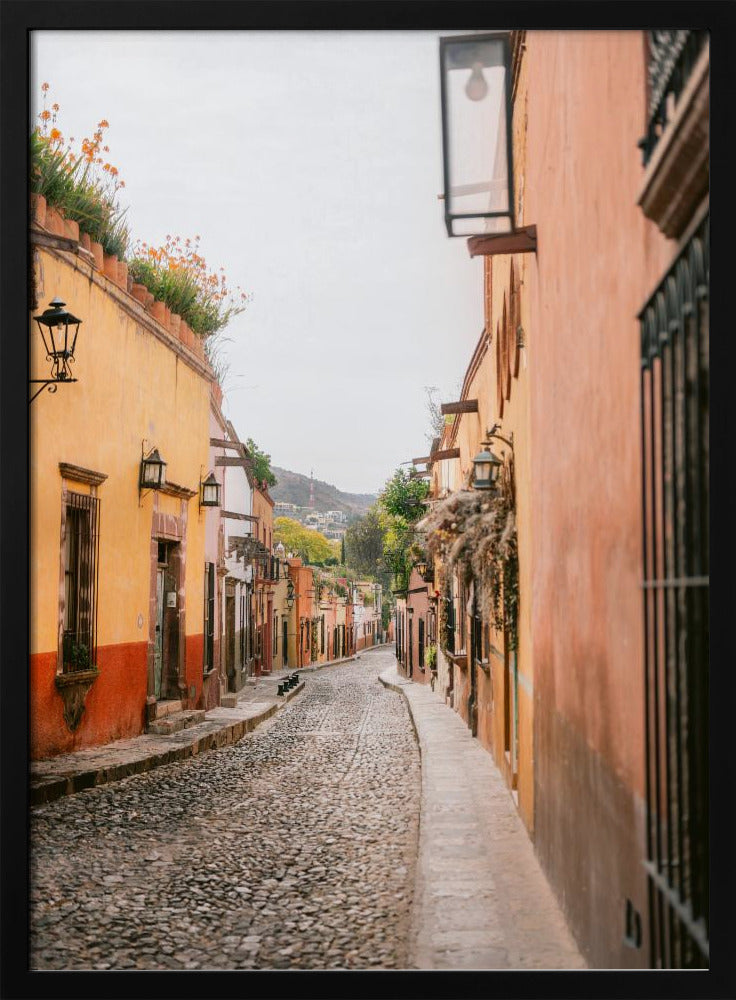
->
[30,643,148,759]
[521,30,675,967]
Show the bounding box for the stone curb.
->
[30,680,307,807]
[297,654,357,675]
[377,668,420,747]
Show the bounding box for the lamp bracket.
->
[484,424,514,450]
[29,378,77,404]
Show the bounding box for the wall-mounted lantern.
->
[199,471,221,508]
[439,33,514,237]
[472,424,513,491]
[286,580,296,611]
[139,445,167,500]
[472,447,502,491]
[30,297,82,403]
[439,33,537,256]
[415,558,428,578]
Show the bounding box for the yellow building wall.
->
[31,244,213,757]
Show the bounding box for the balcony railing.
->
[639,30,708,166]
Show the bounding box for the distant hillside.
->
[271,467,376,516]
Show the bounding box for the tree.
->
[273,517,334,564]
[424,386,445,445]
[246,438,277,488]
[344,507,384,579]
[379,467,430,523]
[376,466,430,591]
[340,536,346,566]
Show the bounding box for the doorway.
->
[225,579,235,691]
[154,541,180,701]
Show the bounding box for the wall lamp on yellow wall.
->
[472,424,513,491]
[199,471,221,509]
[139,443,167,501]
[30,297,82,403]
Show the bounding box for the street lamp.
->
[139,445,167,500]
[286,580,295,611]
[199,471,221,508]
[439,33,514,237]
[30,297,83,402]
[415,558,428,578]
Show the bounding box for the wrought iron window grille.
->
[639,214,709,968]
[61,492,100,674]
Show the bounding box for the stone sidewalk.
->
[379,665,587,971]
[30,655,359,807]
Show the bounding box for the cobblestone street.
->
[30,650,421,971]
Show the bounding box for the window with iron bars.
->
[61,492,100,673]
[639,213,709,969]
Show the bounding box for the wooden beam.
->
[221,509,259,522]
[210,437,246,454]
[467,224,537,258]
[215,456,250,468]
[411,456,432,465]
[430,448,460,462]
[441,399,478,415]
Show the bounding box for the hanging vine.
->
[420,467,519,651]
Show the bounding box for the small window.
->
[61,492,100,674]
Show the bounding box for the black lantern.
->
[439,33,514,237]
[139,446,167,493]
[472,447,502,491]
[200,471,221,508]
[30,297,83,402]
[415,558,428,578]
[286,580,295,611]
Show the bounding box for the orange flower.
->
[41,82,49,92]
[98,119,109,128]
[49,128,62,142]
[52,103,59,111]
[39,110,51,121]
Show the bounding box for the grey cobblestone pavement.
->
[30,650,420,971]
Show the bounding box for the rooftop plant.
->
[31,83,251,384]
[128,235,250,339]
[31,83,130,258]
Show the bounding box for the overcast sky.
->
[32,31,483,495]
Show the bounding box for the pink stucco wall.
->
[522,30,675,966]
